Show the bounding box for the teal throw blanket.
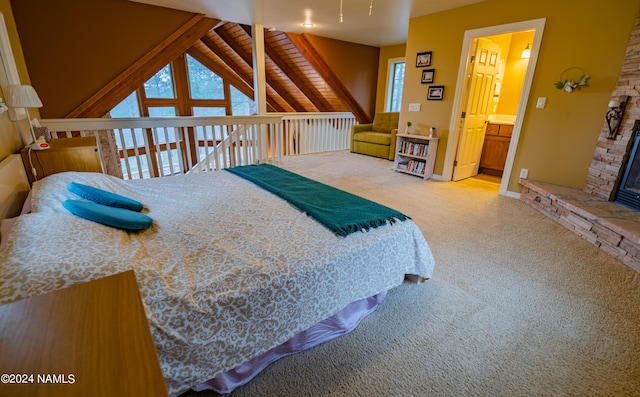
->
[225,164,408,237]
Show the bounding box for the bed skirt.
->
[192,291,388,394]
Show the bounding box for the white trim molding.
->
[0,12,26,121]
[443,18,546,197]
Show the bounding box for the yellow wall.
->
[402,0,639,192]
[0,0,32,161]
[496,31,535,116]
[376,43,406,113]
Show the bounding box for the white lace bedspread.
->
[0,170,434,395]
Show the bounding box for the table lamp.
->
[6,84,49,150]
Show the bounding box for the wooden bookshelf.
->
[393,134,438,179]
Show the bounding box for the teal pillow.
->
[68,182,143,212]
[63,200,153,231]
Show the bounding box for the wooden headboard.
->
[0,154,29,220]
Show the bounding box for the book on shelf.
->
[400,141,429,157]
[405,159,425,174]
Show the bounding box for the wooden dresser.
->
[0,270,168,397]
[20,136,102,185]
[479,122,513,177]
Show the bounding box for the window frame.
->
[384,57,406,113]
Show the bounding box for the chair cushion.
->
[68,182,144,212]
[63,200,153,231]
[371,112,399,133]
[353,132,392,146]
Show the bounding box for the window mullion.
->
[172,55,191,116]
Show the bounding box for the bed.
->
[0,155,435,396]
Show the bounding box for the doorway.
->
[442,19,546,197]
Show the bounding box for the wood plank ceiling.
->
[69,16,370,122]
[191,22,363,118]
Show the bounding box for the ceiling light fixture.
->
[304,9,314,28]
[339,0,373,22]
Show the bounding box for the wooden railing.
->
[278,112,357,155]
[41,112,356,180]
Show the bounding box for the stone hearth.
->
[519,16,640,273]
[520,179,640,272]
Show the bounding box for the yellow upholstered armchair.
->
[350,112,399,160]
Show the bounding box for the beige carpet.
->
[184,151,640,397]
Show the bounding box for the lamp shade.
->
[5,85,42,108]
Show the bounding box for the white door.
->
[452,38,501,181]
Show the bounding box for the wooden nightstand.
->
[0,270,168,397]
[20,136,102,185]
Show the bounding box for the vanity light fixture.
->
[521,43,531,59]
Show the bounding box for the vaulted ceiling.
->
[193,21,371,121]
[191,22,351,114]
[69,15,371,122]
[130,0,487,47]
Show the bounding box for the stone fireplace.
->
[584,16,640,201]
[614,121,640,210]
[519,16,640,273]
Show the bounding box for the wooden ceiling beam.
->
[214,26,311,112]
[200,35,286,112]
[187,45,280,113]
[67,14,220,118]
[264,32,334,112]
[286,32,371,123]
[187,47,252,100]
[200,35,254,89]
[213,25,254,66]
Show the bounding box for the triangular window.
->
[109,54,253,117]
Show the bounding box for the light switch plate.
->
[536,97,546,109]
[408,103,421,112]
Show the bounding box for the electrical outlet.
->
[408,103,421,112]
[519,168,529,179]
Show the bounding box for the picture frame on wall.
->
[427,85,444,100]
[416,51,432,67]
[421,69,435,84]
